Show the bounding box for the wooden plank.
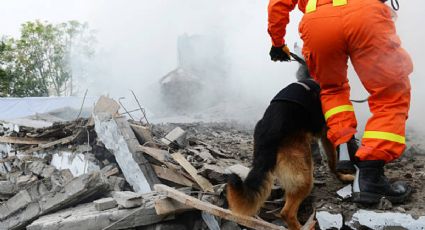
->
[171,152,214,193]
[93,95,120,115]
[0,136,49,145]
[154,184,287,230]
[137,146,185,175]
[152,165,195,188]
[154,197,194,215]
[20,131,81,155]
[130,124,154,146]
[137,146,170,163]
[104,167,119,177]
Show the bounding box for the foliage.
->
[0,20,95,97]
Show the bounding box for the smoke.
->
[0,0,424,130]
[81,0,305,122]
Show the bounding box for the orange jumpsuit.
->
[268,0,413,162]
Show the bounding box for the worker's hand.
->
[269,45,291,62]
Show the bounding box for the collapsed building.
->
[159,34,229,113]
[0,95,424,230]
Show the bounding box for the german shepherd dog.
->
[226,53,353,230]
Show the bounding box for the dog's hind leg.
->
[320,131,355,182]
[320,130,337,173]
[274,137,313,230]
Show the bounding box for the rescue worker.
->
[268,0,413,204]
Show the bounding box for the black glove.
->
[269,45,291,62]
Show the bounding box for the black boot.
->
[336,136,358,174]
[352,160,411,204]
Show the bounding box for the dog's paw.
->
[336,173,355,183]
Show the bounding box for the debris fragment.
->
[94,197,118,211]
[0,172,109,229]
[348,209,425,229]
[171,152,214,192]
[154,184,288,230]
[161,127,188,147]
[112,191,143,208]
[94,97,160,193]
[316,211,343,230]
[336,184,352,199]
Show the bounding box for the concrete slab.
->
[0,172,109,230]
[27,194,171,230]
[112,191,143,208]
[94,112,159,193]
[94,197,117,211]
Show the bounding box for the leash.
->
[290,52,306,65]
[289,52,369,103]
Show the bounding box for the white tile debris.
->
[336,184,352,199]
[316,211,343,230]
[50,151,100,177]
[348,209,425,230]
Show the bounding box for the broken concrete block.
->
[107,176,125,191]
[161,127,187,147]
[225,164,250,180]
[336,184,352,199]
[316,211,343,230]
[16,174,38,188]
[0,162,8,175]
[190,148,216,163]
[0,172,109,230]
[59,169,74,183]
[27,161,56,178]
[113,191,143,208]
[94,113,159,193]
[0,180,16,195]
[94,197,117,211]
[0,190,32,219]
[27,196,171,230]
[200,164,226,184]
[49,170,72,191]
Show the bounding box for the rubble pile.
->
[1,96,424,229]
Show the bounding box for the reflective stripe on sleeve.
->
[363,131,406,144]
[306,0,317,13]
[333,0,348,6]
[324,105,354,121]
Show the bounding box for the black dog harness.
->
[271,79,325,125]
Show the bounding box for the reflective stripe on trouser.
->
[299,0,412,162]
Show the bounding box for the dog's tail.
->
[226,166,274,216]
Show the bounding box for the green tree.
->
[0,20,95,97]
